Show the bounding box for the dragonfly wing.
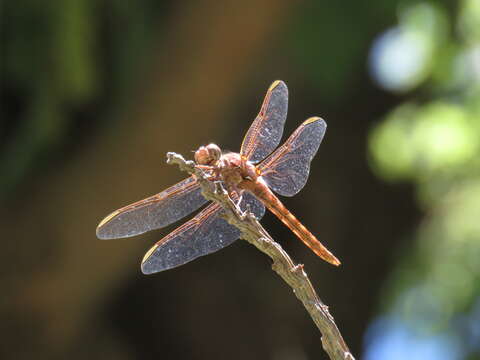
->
[141,192,265,274]
[240,80,288,163]
[259,117,326,197]
[96,176,207,239]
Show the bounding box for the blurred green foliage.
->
[1,0,168,199]
[367,0,480,357]
[288,0,397,102]
[3,0,97,182]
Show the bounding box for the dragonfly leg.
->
[195,165,214,170]
[195,164,221,181]
[227,188,245,212]
[235,193,243,209]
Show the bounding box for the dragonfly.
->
[96,80,340,274]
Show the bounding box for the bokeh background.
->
[2,0,479,359]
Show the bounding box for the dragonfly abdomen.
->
[246,180,340,266]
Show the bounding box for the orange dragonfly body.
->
[97,81,340,274]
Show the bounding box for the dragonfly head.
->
[195,143,222,165]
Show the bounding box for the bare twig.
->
[167,152,355,360]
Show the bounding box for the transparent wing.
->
[240,80,288,163]
[96,176,207,239]
[141,192,265,274]
[259,117,326,197]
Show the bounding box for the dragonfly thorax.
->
[218,152,259,188]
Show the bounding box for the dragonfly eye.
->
[206,143,221,162]
[194,146,209,164]
[194,144,222,165]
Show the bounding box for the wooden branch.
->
[167,152,355,360]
